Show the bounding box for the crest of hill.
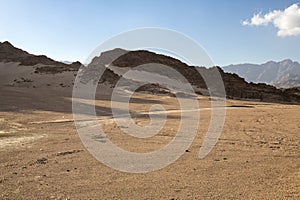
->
[1,41,299,103]
[91,48,300,103]
[0,41,82,73]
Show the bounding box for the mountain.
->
[223,59,300,88]
[61,61,73,65]
[80,48,300,103]
[0,41,299,103]
[0,41,82,73]
[0,41,82,89]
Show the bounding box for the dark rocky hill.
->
[1,41,299,103]
[0,41,81,73]
[83,48,300,103]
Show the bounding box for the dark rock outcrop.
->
[88,48,300,103]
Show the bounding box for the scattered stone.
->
[258,141,267,144]
[28,157,48,166]
[56,149,83,156]
[36,157,48,165]
[269,146,280,149]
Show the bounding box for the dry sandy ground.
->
[0,85,299,199]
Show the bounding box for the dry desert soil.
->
[0,85,299,199]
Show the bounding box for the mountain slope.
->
[0,41,299,103]
[0,41,82,88]
[81,48,300,103]
[0,41,81,73]
[223,59,300,88]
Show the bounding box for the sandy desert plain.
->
[2,0,300,199]
[0,71,299,200]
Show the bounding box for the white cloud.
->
[242,3,300,37]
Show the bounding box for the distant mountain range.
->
[1,41,300,103]
[223,59,300,88]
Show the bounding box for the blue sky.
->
[1,0,299,66]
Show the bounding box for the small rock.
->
[56,149,83,156]
[36,158,47,165]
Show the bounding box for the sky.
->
[0,0,300,66]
